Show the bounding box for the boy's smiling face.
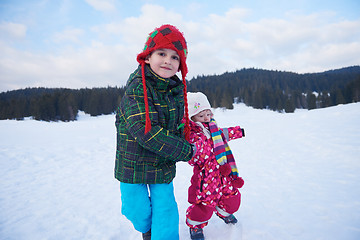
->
[145,48,180,78]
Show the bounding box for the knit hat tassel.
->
[141,62,152,134]
[182,77,190,141]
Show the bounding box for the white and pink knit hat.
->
[187,92,212,118]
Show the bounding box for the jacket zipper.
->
[200,170,205,192]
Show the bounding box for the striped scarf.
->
[209,119,239,177]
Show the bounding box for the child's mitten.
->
[232,177,245,188]
[241,128,245,137]
[219,164,232,176]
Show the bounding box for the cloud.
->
[120,4,184,45]
[51,28,84,43]
[185,9,360,76]
[0,40,137,91]
[91,4,185,53]
[85,0,116,12]
[0,3,359,92]
[0,22,27,40]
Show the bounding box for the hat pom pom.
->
[232,177,245,189]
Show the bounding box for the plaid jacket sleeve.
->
[119,77,193,163]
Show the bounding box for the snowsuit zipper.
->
[200,170,205,192]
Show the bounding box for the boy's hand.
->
[191,144,197,158]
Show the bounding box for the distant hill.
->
[0,87,125,121]
[187,66,360,112]
[1,66,359,121]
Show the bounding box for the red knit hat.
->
[137,24,190,140]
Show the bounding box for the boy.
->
[114,24,195,240]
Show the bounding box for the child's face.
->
[191,109,212,123]
[145,48,180,78]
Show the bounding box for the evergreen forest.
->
[188,66,360,113]
[1,66,359,122]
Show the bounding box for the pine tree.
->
[284,97,295,113]
[335,89,346,105]
[307,92,317,110]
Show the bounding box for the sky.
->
[0,0,359,92]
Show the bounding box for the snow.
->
[1,103,360,240]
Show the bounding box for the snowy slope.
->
[1,103,359,240]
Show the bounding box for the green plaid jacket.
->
[114,65,193,184]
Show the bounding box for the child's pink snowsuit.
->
[186,120,244,228]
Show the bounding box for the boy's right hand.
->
[191,144,197,158]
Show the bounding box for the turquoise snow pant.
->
[120,182,179,240]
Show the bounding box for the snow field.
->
[1,103,359,240]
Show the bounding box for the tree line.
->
[0,87,125,121]
[187,66,360,113]
[0,66,359,121]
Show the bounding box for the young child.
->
[185,92,245,240]
[114,24,195,240]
